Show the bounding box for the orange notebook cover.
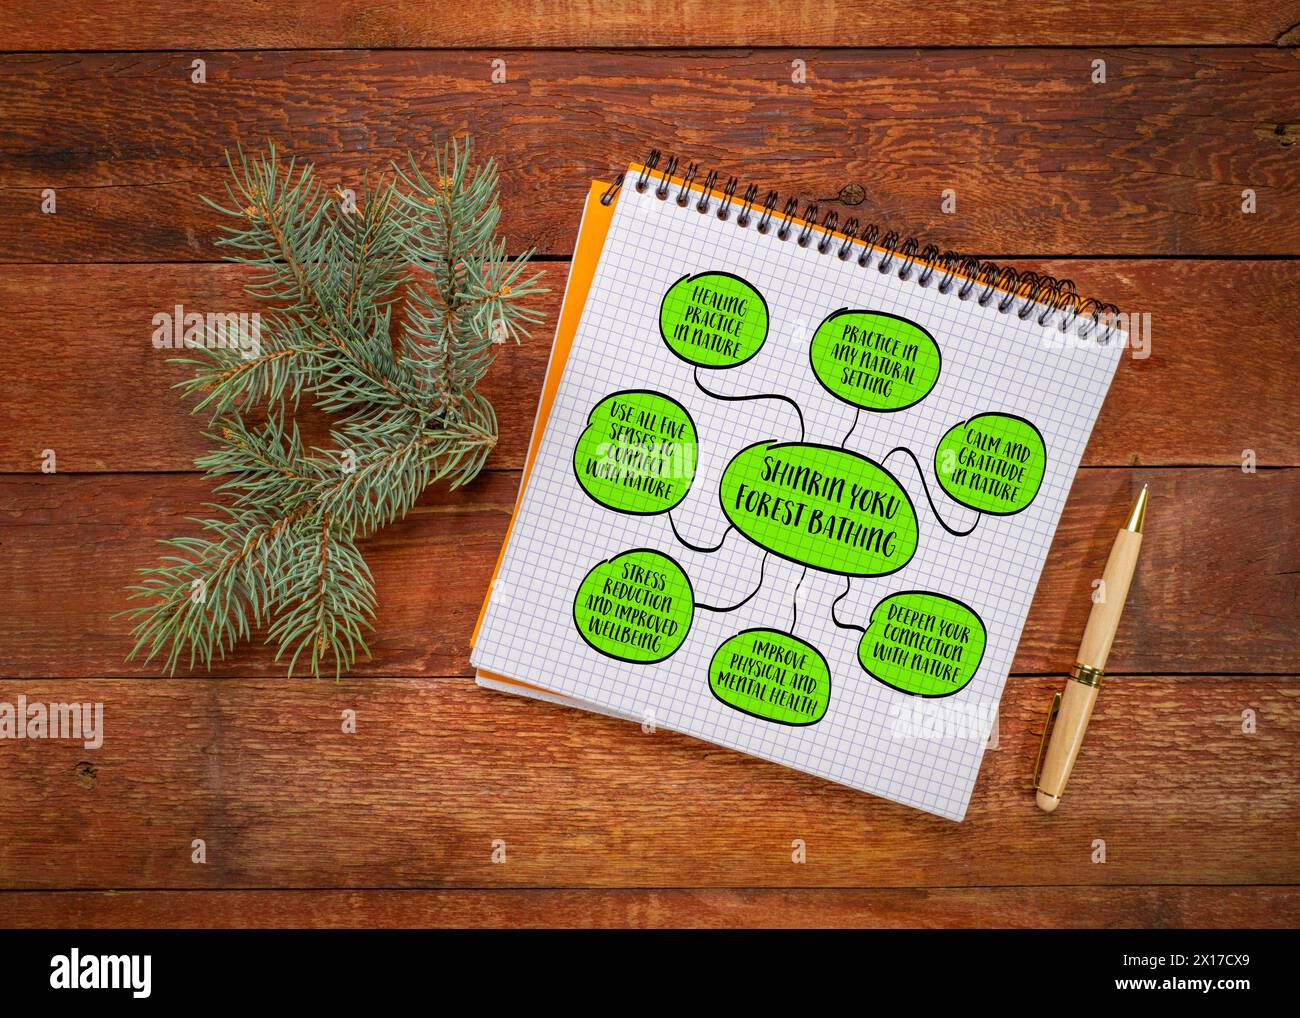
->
[471,180,616,702]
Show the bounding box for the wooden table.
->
[1,2,1297,928]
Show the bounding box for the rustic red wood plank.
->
[4,1,1299,49]
[0,468,1294,678]
[2,260,1296,473]
[2,49,1296,261]
[0,674,1293,888]
[4,886,1295,928]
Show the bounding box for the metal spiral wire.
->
[602,149,1120,342]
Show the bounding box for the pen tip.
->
[1125,484,1148,533]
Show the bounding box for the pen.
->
[1034,484,1148,813]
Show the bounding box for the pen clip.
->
[1032,692,1062,790]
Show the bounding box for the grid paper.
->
[473,177,1124,821]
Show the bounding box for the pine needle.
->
[121,139,545,678]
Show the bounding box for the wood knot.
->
[835,183,867,206]
[1254,122,1298,148]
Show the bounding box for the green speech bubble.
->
[573,390,698,515]
[719,440,918,577]
[934,413,1046,515]
[573,549,694,663]
[809,310,942,412]
[708,628,831,726]
[659,271,769,368]
[858,591,987,698]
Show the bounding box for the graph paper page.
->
[473,176,1123,821]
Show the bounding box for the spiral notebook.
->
[472,153,1125,821]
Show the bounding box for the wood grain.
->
[0,468,1295,678]
[0,674,1294,888]
[2,49,1297,261]
[4,887,1295,929]
[5,2,1300,49]
[2,5,1296,930]
[2,260,1297,474]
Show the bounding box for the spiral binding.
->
[601,150,1121,342]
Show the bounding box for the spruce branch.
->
[122,139,545,678]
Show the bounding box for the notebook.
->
[472,153,1125,821]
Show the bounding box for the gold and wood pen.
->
[1034,484,1148,813]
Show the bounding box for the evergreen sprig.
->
[123,140,544,678]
